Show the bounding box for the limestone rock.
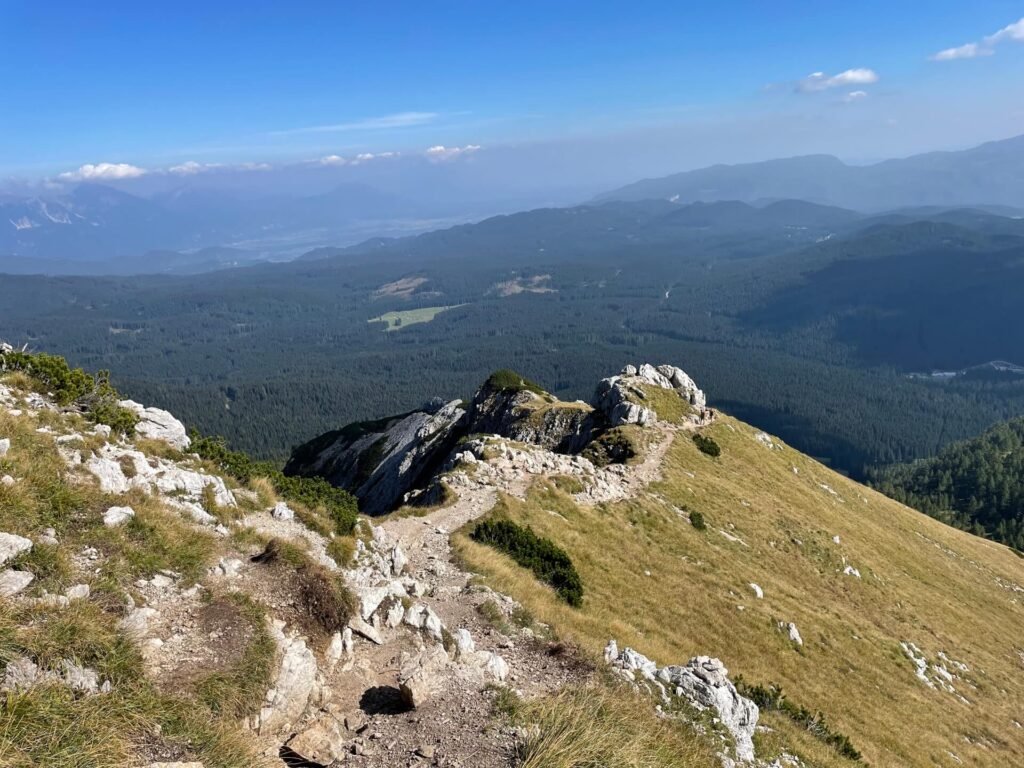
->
[749,583,764,599]
[348,616,383,645]
[0,532,32,567]
[284,400,467,516]
[259,624,317,735]
[272,501,295,521]
[398,645,449,709]
[120,606,158,639]
[0,569,34,597]
[0,438,9,457]
[288,715,348,765]
[119,399,191,450]
[61,660,101,694]
[781,621,803,646]
[1,475,13,487]
[1,657,54,691]
[391,544,408,576]
[607,644,758,763]
[103,506,135,527]
[482,652,510,682]
[454,628,476,659]
[592,363,707,427]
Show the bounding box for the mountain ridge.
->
[596,133,1024,211]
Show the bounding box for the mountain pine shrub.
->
[692,433,721,457]
[471,518,583,606]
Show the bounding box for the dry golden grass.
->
[454,415,1024,768]
[512,684,719,768]
[0,387,272,767]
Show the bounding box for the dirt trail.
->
[311,426,683,766]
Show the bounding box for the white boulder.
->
[103,506,135,527]
[119,400,191,450]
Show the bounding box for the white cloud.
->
[931,42,992,61]
[168,160,217,175]
[986,17,1024,45]
[843,90,868,103]
[319,155,347,166]
[58,162,147,182]
[270,111,438,136]
[425,144,482,161]
[349,151,398,165]
[931,16,1024,61]
[797,68,879,93]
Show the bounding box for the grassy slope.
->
[454,415,1024,768]
[0,394,277,768]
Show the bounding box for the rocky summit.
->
[1,352,1023,768]
[285,365,713,516]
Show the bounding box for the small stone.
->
[103,506,135,527]
[272,501,295,521]
[1,475,13,487]
[0,438,9,457]
[65,583,90,601]
[348,616,383,645]
[749,583,764,599]
[416,744,436,759]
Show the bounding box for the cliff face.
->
[283,399,468,516]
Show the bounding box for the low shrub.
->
[484,369,546,396]
[0,350,138,435]
[295,562,357,634]
[735,679,865,762]
[189,432,359,535]
[692,433,721,457]
[689,510,706,531]
[471,519,583,606]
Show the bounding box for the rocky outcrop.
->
[120,399,191,450]
[284,400,468,515]
[593,363,707,426]
[466,380,594,453]
[606,642,758,763]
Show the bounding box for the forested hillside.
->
[871,417,1024,549]
[2,200,1024,479]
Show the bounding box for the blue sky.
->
[2,1,1024,181]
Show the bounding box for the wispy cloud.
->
[58,162,147,181]
[270,111,438,136]
[424,144,482,161]
[796,68,879,93]
[168,160,221,175]
[843,90,869,103]
[931,16,1024,61]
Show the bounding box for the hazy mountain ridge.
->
[597,133,1024,211]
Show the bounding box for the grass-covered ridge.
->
[454,417,1024,768]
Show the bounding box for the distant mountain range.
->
[596,133,1024,212]
[3,133,1023,274]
